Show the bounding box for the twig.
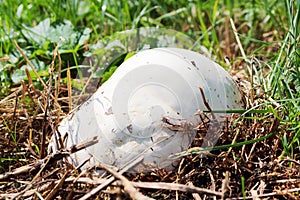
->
[69,136,98,153]
[51,41,59,96]
[26,129,39,157]
[79,156,144,200]
[221,171,230,199]
[13,152,69,199]
[188,182,202,200]
[229,18,252,95]
[0,181,54,199]
[208,168,217,200]
[0,136,98,181]
[123,181,223,196]
[56,175,223,197]
[229,18,247,62]
[199,87,216,119]
[40,73,52,159]
[45,170,69,200]
[12,137,98,199]
[41,42,61,159]
[25,67,39,94]
[0,161,42,181]
[227,128,240,155]
[0,86,22,104]
[0,176,225,199]
[101,164,154,200]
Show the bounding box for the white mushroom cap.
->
[49,48,244,173]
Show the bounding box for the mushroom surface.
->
[48,48,244,173]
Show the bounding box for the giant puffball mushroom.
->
[48,48,244,173]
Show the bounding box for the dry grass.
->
[0,54,299,199]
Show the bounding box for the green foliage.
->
[265,0,300,158]
[0,16,91,95]
[21,18,91,50]
[101,65,118,84]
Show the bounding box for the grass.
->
[0,0,299,199]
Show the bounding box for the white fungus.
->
[48,48,244,173]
